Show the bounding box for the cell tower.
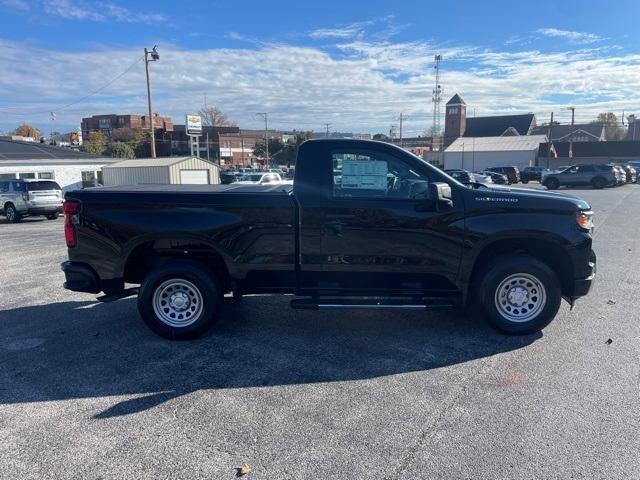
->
[431,54,443,135]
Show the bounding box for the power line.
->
[0,55,144,116]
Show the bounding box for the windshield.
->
[26,181,61,191]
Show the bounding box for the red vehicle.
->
[486,166,521,184]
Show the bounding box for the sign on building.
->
[186,114,202,136]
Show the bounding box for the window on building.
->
[97,170,104,186]
[331,148,430,199]
[18,172,36,179]
[81,171,96,188]
[449,107,458,115]
[0,173,17,180]
[37,172,54,179]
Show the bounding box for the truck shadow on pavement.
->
[0,296,541,418]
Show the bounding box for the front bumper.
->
[61,261,101,293]
[571,250,596,298]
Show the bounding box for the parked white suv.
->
[0,179,63,223]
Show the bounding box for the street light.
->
[144,46,159,158]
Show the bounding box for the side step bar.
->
[97,287,139,303]
[290,298,453,311]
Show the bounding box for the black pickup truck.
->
[62,139,596,339]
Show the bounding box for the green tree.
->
[108,142,135,159]
[253,138,284,163]
[110,127,148,157]
[592,112,625,140]
[272,133,308,166]
[13,123,42,140]
[80,131,106,156]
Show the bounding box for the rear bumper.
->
[27,206,61,215]
[61,261,101,293]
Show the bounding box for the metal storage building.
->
[102,156,220,186]
[443,135,548,172]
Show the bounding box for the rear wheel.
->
[591,177,606,189]
[521,178,529,184]
[479,255,561,335]
[4,204,21,223]
[544,177,560,190]
[46,212,59,220]
[137,260,223,339]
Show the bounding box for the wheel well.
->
[123,239,231,293]
[4,202,14,211]
[469,238,573,298]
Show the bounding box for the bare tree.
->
[198,106,237,127]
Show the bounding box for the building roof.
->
[446,94,465,106]
[530,123,605,141]
[463,114,535,137]
[0,138,99,161]
[538,140,640,158]
[446,135,548,153]
[104,156,219,168]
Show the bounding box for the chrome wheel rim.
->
[6,206,15,221]
[494,273,546,323]
[152,279,204,327]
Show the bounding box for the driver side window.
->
[332,149,429,199]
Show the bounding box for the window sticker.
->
[340,160,388,190]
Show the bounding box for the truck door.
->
[296,141,464,296]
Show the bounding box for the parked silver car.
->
[0,179,63,223]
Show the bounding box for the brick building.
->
[81,113,173,139]
[443,94,536,148]
[219,130,285,166]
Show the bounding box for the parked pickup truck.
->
[62,139,596,339]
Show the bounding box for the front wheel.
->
[544,178,560,190]
[591,177,606,189]
[479,255,561,335]
[46,212,59,220]
[521,178,529,184]
[137,260,223,339]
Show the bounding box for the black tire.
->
[46,212,59,220]
[4,203,21,223]
[478,255,561,335]
[591,177,606,189]
[544,177,560,190]
[521,178,529,184]
[137,260,223,340]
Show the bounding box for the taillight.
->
[63,200,80,248]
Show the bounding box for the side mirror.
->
[428,182,453,209]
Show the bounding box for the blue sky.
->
[1,0,639,135]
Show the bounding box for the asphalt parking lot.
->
[1,184,639,479]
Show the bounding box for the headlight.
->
[576,210,594,231]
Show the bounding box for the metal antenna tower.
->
[431,54,443,135]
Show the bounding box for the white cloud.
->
[0,0,30,12]
[7,0,167,23]
[308,21,373,40]
[537,28,603,44]
[0,37,639,136]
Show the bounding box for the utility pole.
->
[546,112,554,169]
[567,106,575,125]
[324,123,331,137]
[144,46,159,158]
[399,113,404,148]
[256,112,269,166]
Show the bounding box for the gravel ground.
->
[0,184,639,479]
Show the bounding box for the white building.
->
[102,156,220,186]
[0,139,116,191]
[444,135,548,172]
